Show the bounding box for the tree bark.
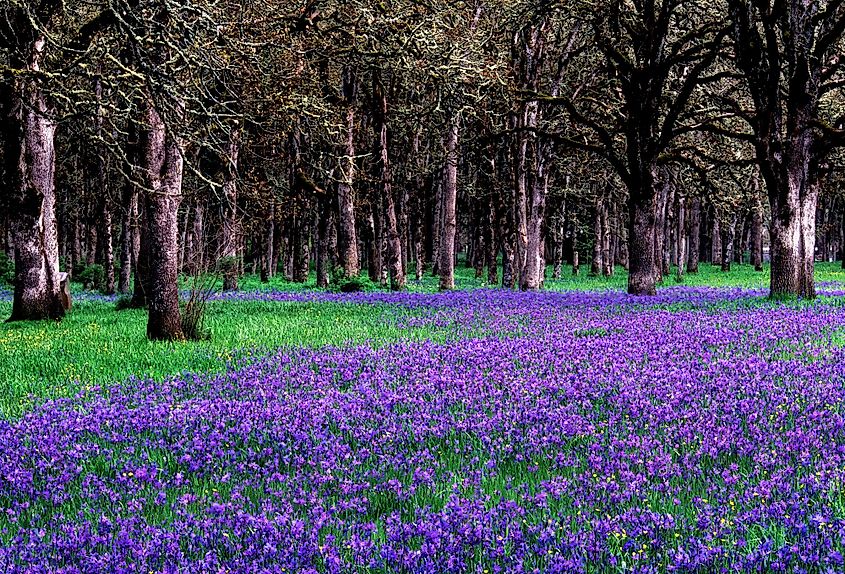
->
[712,215,722,265]
[316,196,331,288]
[485,195,498,285]
[131,191,149,309]
[438,113,460,290]
[751,191,764,272]
[373,73,405,291]
[140,100,184,341]
[221,128,240,291]
[720,214,734,272]
[601,193,613,277]
[676,196,686,281]
[101,198,115,294]
[263,199,275,282]
[627,168,658,295]
[336,105,359,279]
[118,176,137,294]
[522,139,547,290]
[590,191,602,276]
[3,37,65,321]
[687,198,701,273]
[293,211,310,284]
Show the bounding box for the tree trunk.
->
[85,222,97,267]
[514,139,529,283]
[316,197,331,288]
[131,191,149,309]
[501,178,516,288]
[373,76,405,291]
[720,214,734,272]
[627,169,658,295]
[101,199,115,294]
[590,192,602,276]
[734,212,746,264]
[712,215,722,265]
[293,212,310,283]
[473,210,485,279]
[140,100,184,341]
[336,106,359,279]
[263,199,275,282]
[118,179,137,294]
[676,196,686,281]
[3,40,65,321]
[438,113,459,290]
[522,142,547,290]
[221,128,240,291]
[601,194,613,277]
[687,198,701,273]
[485,197,498,285]
[751,192,764,272]
[571,214,580,276]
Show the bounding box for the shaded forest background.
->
[3,0,845,340]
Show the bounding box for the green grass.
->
[0,299,447,419]
[0,262,843,419]
[257,261,843,293]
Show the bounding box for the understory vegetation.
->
[1,266,845,572]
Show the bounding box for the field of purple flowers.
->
[3,286,845,572]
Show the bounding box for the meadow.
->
[1,264,845,572]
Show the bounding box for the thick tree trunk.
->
[627,167,658,295]
[438,114,459,290]
[3,42,65,321]
[221,128,240,291]
[522,145,547,290]
[759,100,817,298]
[140,101,184,341]
[712,216,722,265]
[337,106,359,279]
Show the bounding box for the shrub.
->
[114,295,136,311]
[77,264,105,292]
[0,252,13,286]
[330,266,377,293]
[181,274,216,341]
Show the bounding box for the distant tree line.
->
[2,0,845,339]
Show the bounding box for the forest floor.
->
[1,263,845,572]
